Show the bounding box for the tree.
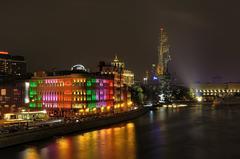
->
[130,85,144,105]
[171,85,193,101]
[159,75,173,103]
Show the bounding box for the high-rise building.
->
[156,27,171,77]
[143,27,171,84]
[0,51,26,78]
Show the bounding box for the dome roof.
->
[71,64,87,71]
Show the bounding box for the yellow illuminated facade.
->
[100,56,134,110]
[191,83,240,101]
[123,70,134,87]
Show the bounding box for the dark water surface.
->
[2,105,240,159]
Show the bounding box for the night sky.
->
[0,0,240,84]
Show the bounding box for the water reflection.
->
[18,123,136,159]
[56,138,72,159]
[20,147,41,159]
[4,106,240,159]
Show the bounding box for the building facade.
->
[191,83,240,102]
[111,55,134,87]
[0,81,25,117]
[0,51,26,78]
[99,56,134,109]
[25,63,134,117]
[26,71,116,116]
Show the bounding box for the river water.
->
[2,105,240,159]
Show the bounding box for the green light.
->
[30,81,37,87]
[88,103,96,109]
[30,90,37,95]
[37,103,42,108]
[87,96,92,101]
[87,82,91,87]
[91,79,96,83]
[29,103,36,108]
[87,90,91,95]
[87,79,92,87]
[92,95,96,100]
[38,96,42,100]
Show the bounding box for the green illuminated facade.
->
[29,80,43,109]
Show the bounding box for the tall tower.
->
[156,27,171,77]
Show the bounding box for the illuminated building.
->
[71,64,87,72]
[143,64,160,85]
[191,83,240,102]
[111,55,134,87]
[26,66,115,116]
[156,27,171,77]
[0,81,25,116]
[0,51,26,78]
[122,70,134,86]
[143,27,171,84]
[111,55,125,68]
[143,71,149,84]
[99,56,134,109]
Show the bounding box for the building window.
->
[1,89,6,96]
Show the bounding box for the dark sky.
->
[0,0,240,84]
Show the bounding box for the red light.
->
[64,90,72,95]
[64,80,72,86]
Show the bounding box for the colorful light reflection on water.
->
[4,106,240,159]
[18,123,136,159]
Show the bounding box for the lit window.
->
[1,89,6,96]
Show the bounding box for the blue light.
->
[153,76,158,80]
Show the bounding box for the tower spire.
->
[114,54,119,62]
[156,26,170,77]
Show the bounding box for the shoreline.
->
[0,107,148,149]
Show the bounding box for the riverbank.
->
[0,107,148,149]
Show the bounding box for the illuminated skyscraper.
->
[143,27,171,84]
[156,27,171,77]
